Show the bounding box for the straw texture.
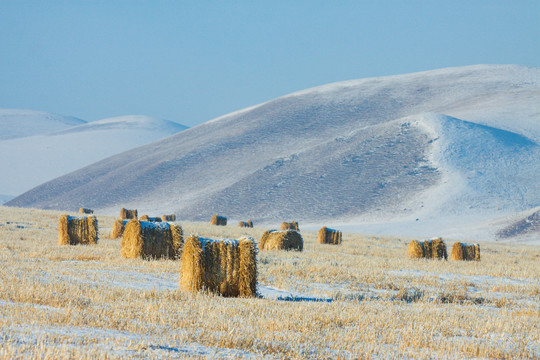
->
[179,235,257,297]
[58,215,98,245]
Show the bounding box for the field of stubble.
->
[0,206,538,359]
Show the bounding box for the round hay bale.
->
[162,214,176,222]
[121,220,182,260]
[58,215,98,245]
[179,235,257,297]
[407,240,424,259]
[210,214,227,226]
[111,219,128,239]
[450,242,480,261]
[120,208,138,220]
[259,230,303,251]
[317,226,342,245]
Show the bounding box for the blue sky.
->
[1,1,539,127]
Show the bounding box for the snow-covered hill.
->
[7,65,539,241]
[0,115,187,197]
[0,108,86,140]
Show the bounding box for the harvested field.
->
[0,206,539,359]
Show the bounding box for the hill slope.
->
[7,65,539,240]
[0,115,187,197]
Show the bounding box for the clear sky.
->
[1,0,539,127]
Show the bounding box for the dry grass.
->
[78,208,93,214]
[0,206,539,359]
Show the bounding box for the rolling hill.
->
[7,65,539,241]
[0,108,86,140]
[0,115,187,198]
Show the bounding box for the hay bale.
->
[238,220,254,228]
[259,230,303,251]
[407,237,448,260]
[162,214,176,222]
[407,240,424,259]
[121,220,183,260]
[179,235,257,297]
[210,214,227,226]
[280,221,299,231]
[317,226,342,245]
[140,215,162,222]
[78,208,93,214]
[425,237,448,260]
[450,242,480,261]
[120,208,138,220]
[58,215,98,245]
[111,219,129,239]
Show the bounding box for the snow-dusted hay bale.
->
[280,221,299,231]
[121,220,183,260]
[259,230,303,251]
[179,235,257,297]
[210,214,227,226]
[78,207,93,214]
[407,238,447,260]
[238,220,253,228]
[58,215,98,245]
[139,215,162,222]
[162,214,176,222]
[120,208,138,220]
[111,219,129,239]
[317,226,342,245]
[450,242,480,261]
[407,240,424,259]
[424,237,448,260]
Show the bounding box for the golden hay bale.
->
[280,221,299,231]
[317,226,342,245]
[179,235,257,297]
[121,220,183,260]
[259,230,303,251]
[238,220,254,228]
[111,219,128,239]
[450,242,480,261]
[58,215,98,245]
[120,208,138,220]
[425,237,448,260]
[140,215,162,222]
[162,214,176,222]
[407,240,424,259]
[407,237,448,260]
[210,214,227,226]
[78,207,93,214]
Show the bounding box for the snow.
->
[0,108,86,140]
[6,65,540,242]
[0,114,187,197]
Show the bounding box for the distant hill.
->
[7,65,540,241]
[0,108,86,140]
[0,115,187,197]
